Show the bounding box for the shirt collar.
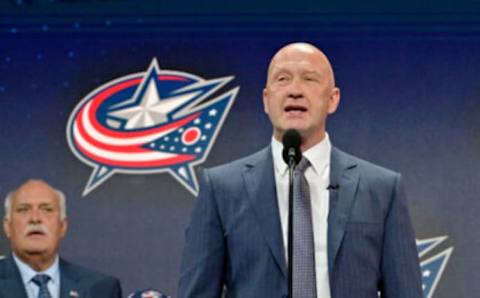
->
[271,133,332,177]
[13,252,60,286]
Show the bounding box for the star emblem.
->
[67,57,239,196]
[108,65,198,130]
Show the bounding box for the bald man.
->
[179,43,422,298]
[0,179,122,298]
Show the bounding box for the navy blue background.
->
[1,1,479,296]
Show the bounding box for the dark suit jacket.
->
[0,255,122,298]
[179,146,423,298]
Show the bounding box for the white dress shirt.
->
[271,134,332,298]
[13,253,61,298]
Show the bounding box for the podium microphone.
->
[282,129,301,298]
[282,129,302,167]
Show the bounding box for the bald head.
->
[266,42,336,88]
[262,42,341,150]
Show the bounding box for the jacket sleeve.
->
[380,173,423,298]
[178,169,226,298]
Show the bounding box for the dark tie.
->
[31,274,53,298]
[293,157,317,298]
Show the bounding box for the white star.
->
[108,77,198,130]
[178,166,188,179]
[205,123,212,130]
[194,118,201,124]
[423,270,431,277]
[209,109,218,117]
[195,147,202,153]
[201,135,207,141]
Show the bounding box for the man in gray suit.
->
[179,42,422,297]
[0,179,122,298]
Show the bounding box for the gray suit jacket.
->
[0,255,122,298]
[179,146,422,298]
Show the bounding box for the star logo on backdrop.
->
[109,77,199,129]
[67,58,239,196]
[416,236,453,298]
[128,289,170,298]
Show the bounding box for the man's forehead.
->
[269,48,331,73]
[267,44,335,85]
[270,60,324,73]
[14,197,57,205]
[13,180,58,205]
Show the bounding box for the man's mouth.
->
[24,225,48,237]
[284,105,307,115]
[27,230,46,237]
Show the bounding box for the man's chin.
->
[23,245,49,256]
[280,126,308,137]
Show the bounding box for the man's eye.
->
[16,208,28,213]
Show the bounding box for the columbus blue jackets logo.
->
[417,236,453,298]
[66,59,239,196]
[128,289,169,298]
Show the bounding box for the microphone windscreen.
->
[282,129,302,165]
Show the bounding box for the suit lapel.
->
[327,147,360,276]
[59,259,82,298]
[240,146,360,279]
[0,256,28,298]
[242,146,287,277]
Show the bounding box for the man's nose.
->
[288,92,303,99]
[29,209,42,223]
[287,78,304,99]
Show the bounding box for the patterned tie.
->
[293,157,317,298]
[31,274,53,298]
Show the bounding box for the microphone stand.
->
[287,148,296,298]
[282,128,301,298]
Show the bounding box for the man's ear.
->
[3,218,11,239]
[328,87,341,114]
[263,88,270,115]
[60,219,68,238]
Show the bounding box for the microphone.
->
[282,129,302,298]
[282,129,302,166]
[327,184,339,190]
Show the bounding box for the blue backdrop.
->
[1,1,479,297]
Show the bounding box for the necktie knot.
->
[295,157,310,173]
[32,274,50,286]
[32,274,52,298]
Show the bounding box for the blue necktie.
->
[31,274,53,298]
[293,157,317,298]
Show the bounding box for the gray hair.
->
[4,188,67,221]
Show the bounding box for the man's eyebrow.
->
[303,70,322,75]
[271,67,290,74]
